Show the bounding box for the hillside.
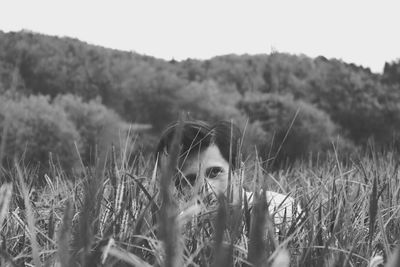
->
[1,30,400,168]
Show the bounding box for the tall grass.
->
[158,120,183,267]
[0,137,399,266]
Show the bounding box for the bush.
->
[239,93,355,167]
[0,95,80,172]
[54,94,129,165]
[178,80,242,121]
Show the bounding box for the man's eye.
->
[206,167,223,179]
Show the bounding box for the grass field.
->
[0,139,399,267]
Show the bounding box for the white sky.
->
[1,0,399,73]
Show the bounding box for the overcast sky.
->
[1,0,399,73]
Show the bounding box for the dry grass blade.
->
[329,178,337,234]
[212,194,228,267]
[369,176,378,248]
[385,245,400,267]
[227,121,233,203]
[0,249,19,267]
[76,142,108,265]
[271,248,290,267]
[0,106,10,169]
[0,183,12,227]
[77,175,98,266]
[58,199,73,267]
[107,246,152,267]
[316,204,323,248]
[247,189,268,267]
[132,193,158,238]
[243,190,251,236]
[125,173,159,208]
[159,119,183,267]
[47,206,55,240]
[110,144,117,192]
[44,174,55,195]
[15,161,41,267]
[377,205,391,259]
[177,202,202,226]
[270,108,299,168]
[369,255,384,267]
[230,187,244,243]
[343,242,356,267]
[247,160,268,267]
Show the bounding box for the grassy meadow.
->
[0,134,400,267]
[2,30,400,267]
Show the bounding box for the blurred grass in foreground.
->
[0,134,400,267]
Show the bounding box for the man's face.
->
[177,144,231,196]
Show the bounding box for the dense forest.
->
[1,30,400,170]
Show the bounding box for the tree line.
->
[1,30,400,170]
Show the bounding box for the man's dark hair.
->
[156,120,242,170]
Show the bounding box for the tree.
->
[0,95,80,173]
[119,62,184,131]
[55,94,129,165]
[383,59,400,85]
[239,93,353,167]
[178,80,241,122]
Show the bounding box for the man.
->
[156,120,301,225]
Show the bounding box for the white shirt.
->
[245,190,302,226]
